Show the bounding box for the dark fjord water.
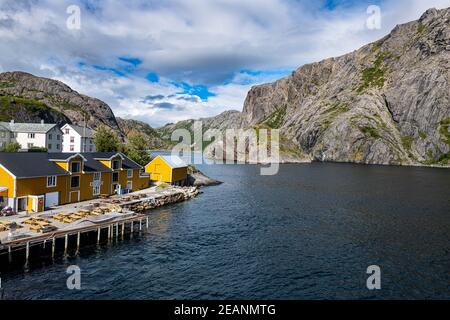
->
[1,163,450,299]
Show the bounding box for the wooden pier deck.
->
[0,186,199,267]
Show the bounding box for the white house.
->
[61,124,96,153]
[0,120,63,152]
[0,123,11,149]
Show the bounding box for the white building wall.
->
[62,125,96,152]
[62,126,81,152]
[15,132,47,150]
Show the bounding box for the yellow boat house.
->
[0,152,149,212]
[145,155,188,185]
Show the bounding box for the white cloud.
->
[0,0,449,127]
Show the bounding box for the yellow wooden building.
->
[145,155,188,185]
[0,152,149,212]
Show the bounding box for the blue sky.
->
[0,0,449,126]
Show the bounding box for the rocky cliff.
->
[0,71,120,132]
[239,8,450,166]
[0,71,163,145]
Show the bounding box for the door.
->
[45,192,59,208]
[69,191,80,203]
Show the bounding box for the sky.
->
[0,0,449,127]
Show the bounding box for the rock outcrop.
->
[0,71,120,133]
[238,7,450,166]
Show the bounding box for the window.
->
[93,185,101,196]
[48,144,52,149]
[112,160,121,170]
[57,135,60,140]
[127,169,133,178]
[112,172,119,183]
[70,136,75,143]
[27,143,34,149]
[56,144,60,150]
[70,145,74,151]
[89,146,93,152]
[93,172,101,181]
[28,133,35,139]
[47,176,57,187]
[126,181,133,191]
[71,162,81,173]
[65,129,70,134]
[70,176,80,189]
[49,134,53,140]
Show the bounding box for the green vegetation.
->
[360,126,381,139]
[418,130,427,140]
[262,106,287,129]
[93,126,124,152]
[401,135,414,151]
[439,118,450,145]
[417,23,427,34]
[123,132,151,166]
[0,95,60,121]
[357,52,391,93]
[320,102,350,130]
[0,142,21,152]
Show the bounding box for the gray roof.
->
[0,153,69,178]
[0,152,142,178]
[0,122,58,133]
[64,124,95,138]
[158,155,188,169]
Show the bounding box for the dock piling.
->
[76,232,80,253]
[52,238,55,258]
[97,228,101,244]
[25,242,30,264]
[64,234,68,255]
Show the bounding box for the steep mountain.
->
[241,7,450,166]
[0,71,121,134]
[180,7,449,166]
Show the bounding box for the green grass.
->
[262,106,287,129]
[0,95,58,121]
[418,130,427,140]
[320,103,350,130]
[417,23,427,34]
[401,136,414,151]
[359,126,381,139]
[357,52,391,93]
[439,118,450,145]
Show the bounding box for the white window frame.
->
[112,160,121,170]
[93,172,101,181]
[70,175,80,189]
[47,176,57,188]
[28,133,35,139]
[127,169,133,178]
[126,181,133,191]
[71,161,81,173]
[93,185,101,196]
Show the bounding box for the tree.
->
[124,131,151,165]
[93,126,123,152]
[1,142,21,152]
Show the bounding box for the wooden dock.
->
[0,186,199,268]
